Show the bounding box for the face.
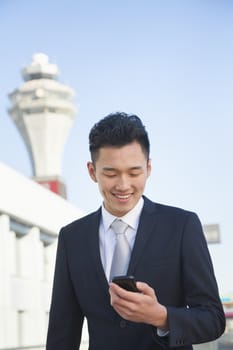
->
[87,141,151,217]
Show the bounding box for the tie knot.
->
[111,219,128,235]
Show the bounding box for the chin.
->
[116,205,134,216]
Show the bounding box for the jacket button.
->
[120,320,126,328]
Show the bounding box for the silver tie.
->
[109,219,131,282]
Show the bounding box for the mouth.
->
[113,193,132,201]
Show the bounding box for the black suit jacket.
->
[46,197,225,349]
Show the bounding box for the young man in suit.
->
[46,112,225,349]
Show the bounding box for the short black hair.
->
[89,112,150,163]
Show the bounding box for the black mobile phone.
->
[112,275,139,292]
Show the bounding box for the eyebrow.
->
[102,166,143,171]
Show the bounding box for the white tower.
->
[8,53,77,198]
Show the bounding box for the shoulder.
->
[144,196,196,216]
[143,197,204,242]
[143,196,200,224]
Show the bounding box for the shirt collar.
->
[101,197,144,232]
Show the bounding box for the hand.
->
[109,281,168,329]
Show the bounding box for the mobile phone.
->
[112,275,139,292]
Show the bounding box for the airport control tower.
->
[8,53,77,198]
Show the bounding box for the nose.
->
[115,175,130,191]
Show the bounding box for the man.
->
[46,112,225,349]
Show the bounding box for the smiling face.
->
[87,141,151,217]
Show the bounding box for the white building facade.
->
[0,162,88,349]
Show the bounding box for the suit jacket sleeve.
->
[46,228,84,350]
[166,212,225,347]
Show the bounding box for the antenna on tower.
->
[8,53,78,198]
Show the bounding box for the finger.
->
[109,283,141,301]
[109,286,139,312]
[136,282,155,298]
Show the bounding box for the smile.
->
[114,194,131,199]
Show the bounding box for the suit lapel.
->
[128,197,159,275]
[87,208,110,293]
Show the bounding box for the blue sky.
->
[0,0,233,295]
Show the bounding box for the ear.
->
[87,161,97,182]
[147,159,152,178]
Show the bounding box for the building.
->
[8,53,77,198]
[0,162,86,348]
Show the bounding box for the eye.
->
[129,172,140,177]
[104,173,116,178]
